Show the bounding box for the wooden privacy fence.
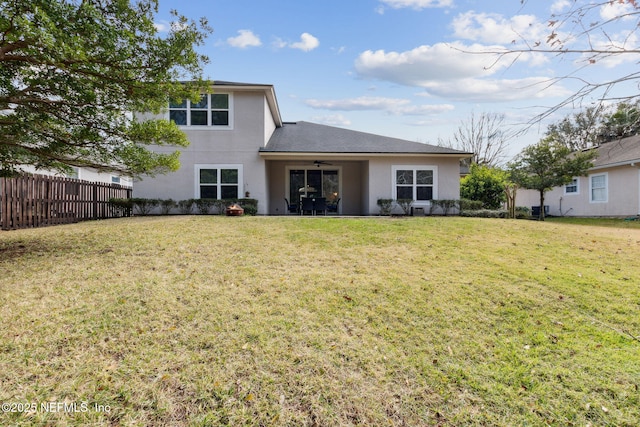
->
[0,174,132,230]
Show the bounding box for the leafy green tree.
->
[460,164,507,210]
[545,106,603,151]
[0,0,211,177]
[508,138,597,220]
[599,101,640,142]
[545,102,640,150]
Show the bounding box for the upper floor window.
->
[564,178,579,194]
[169,94,231,127]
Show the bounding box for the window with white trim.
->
[392,166,437,201]
[170,94,231,127]
[564,177,579,194]
[195,165,242,199]
[590,173,607,203]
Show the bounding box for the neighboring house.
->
[18,165,132,187]
[516,135,640,217]
[133,81,472,215]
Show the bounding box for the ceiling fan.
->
[313,160,332,167]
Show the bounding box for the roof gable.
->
[261,121,471,156]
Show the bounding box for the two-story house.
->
[133,81,471,215]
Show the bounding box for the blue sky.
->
[154,0,639,160]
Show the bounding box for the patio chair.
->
[300,197,314,215]
[314,197,327,216]
[284,198,298,214]
[327,198,340,214]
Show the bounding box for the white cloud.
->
[272,38,288,49]
[154,21,170,32]
[551,0,571,14]
[380,0,454,10]
[309,114,352,126]
[290,33,320,52]
[332,46,347,55]
[307,96,411,111]
[273,33,320,52]
[305,96,454,115]
[420,77,571,102]
[451,11,545,45]
[355,42,508,86]
[227,30,262,49]
[353,41,572,103]
[599,1,636,21]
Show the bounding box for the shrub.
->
[461,164,507,209]
[130,198,159,216]
[177,199,194,214]
[459,209,508,218]
[514,206,531,219]
[459,198,483,212]
[237,198,258,216]
[430,199,458,216]
[212,199,228,215]
[108,198,133,217]
[159,199,176,215]
[194,198,214,215]
[396,199,413,216]
[377,199,393,216]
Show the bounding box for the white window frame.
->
[564,177,579,195]
[169,93,233,129]
[391,165,438,206]
[194,164,243,199]
[589,172,608,203]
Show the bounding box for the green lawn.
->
[1,216,639,426]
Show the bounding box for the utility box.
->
[412,207,425,217]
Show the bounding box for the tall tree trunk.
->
[539,190,545,221]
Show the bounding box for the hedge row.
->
[459,206,531,219]
[376,198,532,218]
[108,198,259,216]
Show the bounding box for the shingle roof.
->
[593,135,640,169]
[261,121,471,156]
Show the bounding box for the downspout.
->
[559,197,563,217]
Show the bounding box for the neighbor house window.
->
[195,164,242,199]
[66,167,79,180]
[565,178,579,194]
[392,166,437,202]
[590,173,607,203]
[170,94,231,127]
[111,176,121,184]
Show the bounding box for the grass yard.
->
[0,216,639,426]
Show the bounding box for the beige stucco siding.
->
[134,91,272,214]
[367,156,461,215]
[515,165,640,216]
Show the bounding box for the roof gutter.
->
[258,151,472,159]
[590,158,640,171]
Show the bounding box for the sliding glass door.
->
[289,168,340,207]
